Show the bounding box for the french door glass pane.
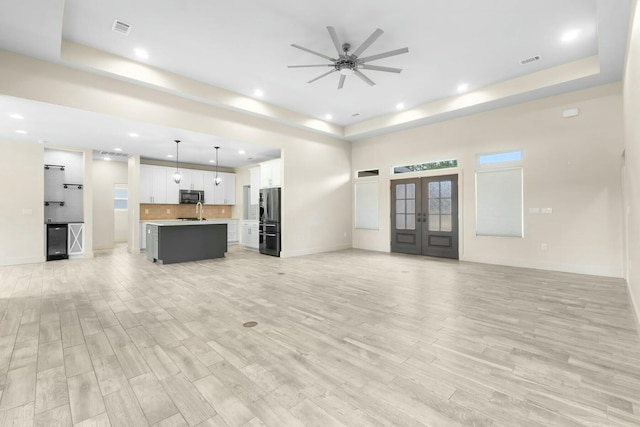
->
[441,198,451,214]
[406,214,416,230]
[396,214,406,230]
[406,199,416,214]
[396,200,405,214]
[440,181,452,198]
[441,215,452,232]
[429,199,440,214]
[406,183,416,199]
[396,184,406,199]
[428,182,440,198]
[428,215,440,231]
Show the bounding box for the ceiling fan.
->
[288,26,409,89]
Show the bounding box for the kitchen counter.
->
[146,219,231,226]
[146,222,227,264]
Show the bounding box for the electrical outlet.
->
[541,243,548,251]
[22,209,33,215]
[222,209,225,214]
[166,209,171,214]
[145,209,149,214]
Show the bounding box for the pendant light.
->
[173,140,182,183]
[214,146,222,186]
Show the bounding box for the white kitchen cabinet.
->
[241,220,259,249]
[250,167,260,205]
[260,158,281,188]
[166,167,180,204]
[179,169,205,191]
[208,172,236,205]
[140,165,168,204]
[226,219,238,242]
[203,171,215,205]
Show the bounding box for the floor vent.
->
[520,55,541,65]
[112,19,132,36]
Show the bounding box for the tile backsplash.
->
[140,204,232,220]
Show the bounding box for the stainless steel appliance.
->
[259,187,281,256]
[47,223,68,261]
[179,190,204,204]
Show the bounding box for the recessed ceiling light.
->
[209,160,216,163]
[325,114,332,120]
[134,48,149,59]
[166,154,173,158]
[457,83,469,92]
[238,150,246,155]
[114,147,122,152]
[396,103,405,110]
[254,89,264,97]
[103,157,111,161]
[128,132,138,138]
[561,29,581,43]
[9,114,23,120]
[15,130,27,134]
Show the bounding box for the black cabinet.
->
[47,224,68,261]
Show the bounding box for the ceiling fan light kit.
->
[288,26,409,89]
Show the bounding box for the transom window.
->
[393,159,458,175]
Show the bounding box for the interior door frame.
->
[390,170,462,258]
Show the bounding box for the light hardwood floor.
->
[0,245,639,426]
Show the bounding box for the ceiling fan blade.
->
[308,69,337,84]
[291,44,336,62]
[354,70,375,86]
[359,64,402,73]
[359,47,409,63]
[327,26,344,57]
[338,74,346,89]
[287,64,334,68]
[351,28,384,58]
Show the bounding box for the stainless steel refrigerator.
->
[259,187,281,256]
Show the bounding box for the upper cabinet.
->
[204,172,235,205]
[141,165,169,204]
[260,158,281,188]
[141,165,235,205]
[178,169,204,191]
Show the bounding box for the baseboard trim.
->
[0,256,46,266]
[281,244,352,258]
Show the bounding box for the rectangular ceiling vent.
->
[112,19,132,36]
[99,151,128,157]
[520,55,541,65]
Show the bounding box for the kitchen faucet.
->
[196,201,204,221]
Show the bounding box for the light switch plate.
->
[529,208,540,214]
[542,208,553,214]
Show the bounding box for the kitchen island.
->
[145,221,227,264]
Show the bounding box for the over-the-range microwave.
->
[179,190,204,204]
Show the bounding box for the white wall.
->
[624,0,640,323]
[92,159,128,250]
[353,84,625,277]
[0,140,44,265]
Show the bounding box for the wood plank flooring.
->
[0,244,639,426]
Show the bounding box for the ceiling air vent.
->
[99,151,128,157]
[112,19,132,36]
[520,55,541,65]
